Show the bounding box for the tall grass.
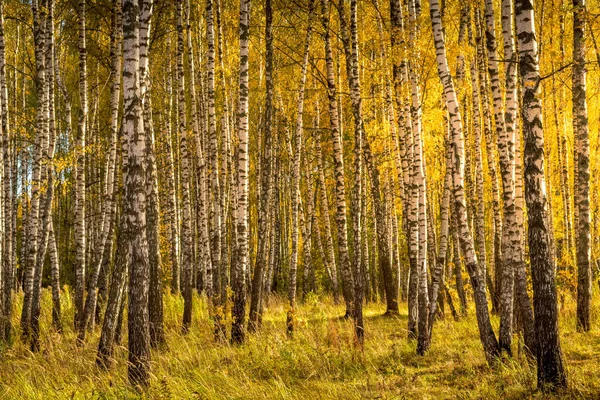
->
[0,289,597,399]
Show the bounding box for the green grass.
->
[0,290,598,399]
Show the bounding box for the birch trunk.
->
[206,0,223,311]
[429,0,499,363]
[136,0,163,347]
[0,0,12,341]
[320,0,353,317]
[573,0,591,332]
[97,211,129,369]
[231,0,251,344]
[78,0,123,342]
[405,2,419,338]
[216,0,230,302]
[315,123,339,302]
[288,0,314,337]
[73,0,88,329]
[428,114,452,333]
[501,0,535,355]
[482,4,513,346]
[21,0,48,340]
[515,0,566,388]
[122,0,151,387]
[469,54,489,317]
[187,0,210,300]
[176,0,194,334]
[349,0,367,339]
[248,0,273,332]
[482,0,508,349]
[302,152,315,297]
[31,1,56,350]
[165,39,181,294]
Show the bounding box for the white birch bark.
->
[429,0,499,363]
[164,38,181,294]
[73,0,88,328]
[573,0,591,332]
[78,0,123,341]
[320,0,353,317]
[176,0,194,333]
[515,0,566,388]
[232,0,251,344]
[21,0,48,340]
[206,0,223,307]
[314,115,339,302]
[0,0,12,341]
[248,0,274,331]
[288,0,314,336]
[122,0,150,386]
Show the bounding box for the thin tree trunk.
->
[73,0,88,329]
[573,0,591,332]
[428,113,452,333]
[78,0,123,342]
[405,0,429,352]
[501,0,536,355]
[206,0,223,317]
[31,1,57,351]
[469,50,489,319]
[452,212,467,315]
[187,0,210,300]
[136,0,163,348]
[512,89,536,355]
[231,0,251,344]
[21,0,48,341]
[314,121,339,302]
[403,0,420,340]
[429,0,500,364]
[302,151,315,298]
[288,0,314,337]
[248,0,273,332]
[482,3,513,348]
[320,0,354,317]
[175,0,194,335]
[0,0,11,342]
[97,211,128,370]
[164,39,181,295]
[216,0,230,304]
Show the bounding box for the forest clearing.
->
[0,0,598,397]
[0,292,598,399]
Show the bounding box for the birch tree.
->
[74,0,88,328]
[176,0,194,334]
[206,0,223,312]
[31,0,57,351]
[248,0,274,332]
[21,0,48,341]
[428,0,499,363]
[232,0,251,344]
[122,0,151,387]
[0,0,12,341]
[338,0,367,340]
[573,0,591,332]
[320,0,354,317]
[77,0,125,342]
[515,0,566,389]
[288,0,314,336]
[314,121,339,301]
[501,0,535,354]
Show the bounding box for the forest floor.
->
[0,290,598,399]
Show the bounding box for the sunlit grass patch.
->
[0,290,598,399]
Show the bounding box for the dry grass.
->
[0,290,598,399]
